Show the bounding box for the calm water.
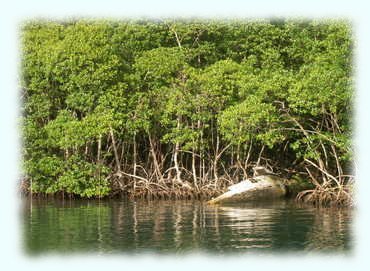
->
[23,199,353,254]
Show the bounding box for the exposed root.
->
[296,180,354,207]
[109,171,229,200]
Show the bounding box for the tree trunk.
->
[213,131,220,185]
[174,117,182,182]
[133,133,137,191]
[133,133,137,176]
[191,123,198,190]
[109,127,121,172]
[256,145,265,166]
[198,120,203,185]
[97,135,102,164]
[148,134,164,184]
[174,142,181,181]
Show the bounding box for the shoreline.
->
[20,177,354,207]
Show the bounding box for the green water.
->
[23,199,352,254]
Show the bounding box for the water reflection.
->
[23,199,352,254]
[304,207,352,251]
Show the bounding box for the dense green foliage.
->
[21,19,353,200]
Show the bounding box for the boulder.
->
[208,174,287,204]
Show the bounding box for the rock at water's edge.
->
[208,175,287,204]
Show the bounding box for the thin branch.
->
[304,158,341,187]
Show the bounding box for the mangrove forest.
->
[21,19,354,205]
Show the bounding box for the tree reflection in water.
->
[304,207,352,251]
[23,199,352,254]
